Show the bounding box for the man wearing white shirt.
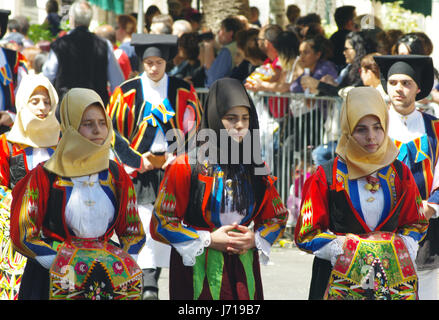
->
[107,33,202,299]
[375,55,438,299]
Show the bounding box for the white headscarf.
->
[6,74,60,147]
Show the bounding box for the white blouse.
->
[173,188,272,267]
[315,172,419,267]
[65,174,115,238]
[37,174,116,269]
[388,106,439,216]
[29,148,51,170]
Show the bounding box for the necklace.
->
[364,175,380,202]
[364,176,380,193]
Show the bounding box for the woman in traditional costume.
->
[0,74,59,299]
[294,86,429,300]
[107,33,202,300]
[150,78,288,300]
[10,88,145,300]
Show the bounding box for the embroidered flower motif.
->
[380,232,392,240]
[382,258,390,269]
[74,261,88,275]
[113,261,124,275]
[402,265,413,276]
[364,253,374,265]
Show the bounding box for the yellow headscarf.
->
[44,88,113,177]
[335,86,399,179]
[7,74,60,147]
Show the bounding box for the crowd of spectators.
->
[2,1,438,102]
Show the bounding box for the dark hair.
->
[360,52,381,78]
[273,30,300,70]
[334,5,356,29]
[117,14,137,35]
[236,28,267,64]
[262,24,282,43]
[178,32,200,61]
[397,32,433,55]
[386,29,404,54]
[303,34,333,61]
[221,16,245,40]
[345,31,377,85]
[188,12,202,24]
[46,0,59,13]
[7,19,20,32]
[286,4,301,24]
[144,5,161,31]
[296,13,321,26]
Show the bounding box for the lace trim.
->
[175,231,211,266]
[314,238,344,266]
[255,232,271,265]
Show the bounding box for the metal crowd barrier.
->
[195,87,342,229]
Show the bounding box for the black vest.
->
[51,26,109,106]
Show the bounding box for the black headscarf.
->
[199,78,267,172]
[195,78,269,214]
[0,10,11,40]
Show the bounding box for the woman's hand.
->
[0,111,13,127]
[226,223,256,255]
[161,152,176,170]
[209,225,239,253]
[300,76,319,94]
[423,200,436,220]
[209,223,256,254]
[138,152,155,173]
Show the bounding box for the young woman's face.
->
[343,40,356,64]
[143,56,167,82]
[78,104,109,145]
[299,41,321,69]
[221,106,250,142]
[397,43,410,55]
[351,115,385,153]
[28,86,51,119]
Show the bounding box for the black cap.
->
[131,33,178,62]
[0,10,11,39]
[374,54,434,101]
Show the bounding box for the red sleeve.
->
[0,135,11,189]
[10,164,54,258]
[395,162,428,240]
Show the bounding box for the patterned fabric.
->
[0,203,26,299]
[0,137,55,300]
[295,158,427,254]
[107,76,202,169]
[151,154,288,247]
[392,114,439,202]
[10,162,145,299]
[0,48,28,113]
[49,239,142,300]
[151,154,288,299]
[325,232,418,300]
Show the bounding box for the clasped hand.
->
[0,111,13,127]
[209,223,256,255]
[138,151,176,173]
